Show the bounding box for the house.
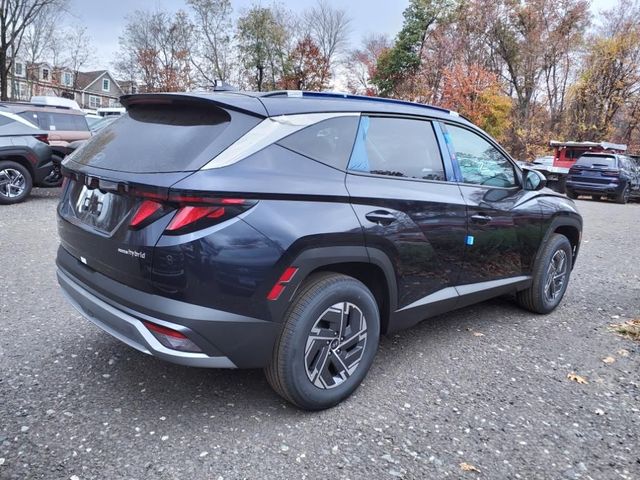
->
[7,63,125,110]
[74,70,124,109]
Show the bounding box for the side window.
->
[347,116,445,181]
[19,111,42,129]
[277,116,359,170]
[445,124,517,187]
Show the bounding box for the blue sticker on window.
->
[466,235,475,246]
[347,116,370,172]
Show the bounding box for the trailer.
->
[531,140,627,193]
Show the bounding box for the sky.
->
[68,0,620,71]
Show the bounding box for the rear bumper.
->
[56,247,281,368]
[565,181,624,195]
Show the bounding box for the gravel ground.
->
[0,188,639,480]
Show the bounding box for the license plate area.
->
[66,180,133,234]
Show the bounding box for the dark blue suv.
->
[566,153,640,203]
[56,91,582,409]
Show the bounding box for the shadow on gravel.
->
[54,295,526,420]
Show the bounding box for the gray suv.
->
[0,111,54,204]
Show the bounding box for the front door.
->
[442,123,544,285]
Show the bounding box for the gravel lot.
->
[1,189,639,480]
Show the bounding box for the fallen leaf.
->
[460,462,481,473]
[602,356,615,364]
[473,332,484,337]
[567,372,588,384]
[617,349,630,357]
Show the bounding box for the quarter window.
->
[277,116,359,170]
[445,124,517,187]
[347,116,445,181]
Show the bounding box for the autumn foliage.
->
[439,64,511,140]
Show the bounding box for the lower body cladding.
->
[56,254,281,369]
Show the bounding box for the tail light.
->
[143,321,202,352]
[34,133,49,144]
[128,190,256,234]
[602,170,620,177]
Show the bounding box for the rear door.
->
[57,97,264,292]
[346,115,467,318]
[441,122,543,285]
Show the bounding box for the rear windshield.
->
[575,155,617,168]
[68,103,234,173]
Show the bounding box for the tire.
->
[566,190,577,200]
[591,195,601,201]
[38,154,64,188]
[517,233,573,314]
[0,160,32,205]
[615,185,630,204]
[265,272,380,410]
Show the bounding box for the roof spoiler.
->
[120,93,267,118]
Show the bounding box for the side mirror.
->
[523,168,546,191]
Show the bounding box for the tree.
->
[187,0,233,85]
[345,34,390,95]
[278,35,329,91]
[0,0,67,100]
[303,0,351,85]
[372,0,457,98]
[569,32,640,140]
[115,9,195,92]
[484,0,590,155]
[236,5,293,91]
[440,63,512,140]
[63,25,91,89]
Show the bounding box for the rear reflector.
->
[143,321,202,352]
[267,267,298,301]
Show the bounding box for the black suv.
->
[56,92,582,410]
[566,153,640,203]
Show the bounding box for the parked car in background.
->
[537,141,627,193]
[56,91,582,410]
[566,153,640,203]
[0,110,54,204]
[0,98,91,187]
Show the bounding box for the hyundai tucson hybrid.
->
[56,91,582,410]
[566,153,640,203]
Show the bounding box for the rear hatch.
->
[568,155,620,185]
[57,94,265,291]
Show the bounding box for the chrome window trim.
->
[201,112,360,170]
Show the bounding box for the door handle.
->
[470,213,492,225]
[365,210,396,226]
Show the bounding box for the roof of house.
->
[75,70,108,90]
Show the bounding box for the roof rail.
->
[260,90,453,115]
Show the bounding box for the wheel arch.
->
[276,246,398,335]
[544,215,582,268]
[0,150,36,177]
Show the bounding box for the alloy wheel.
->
[0,168,26,198]
[544,249,568,303]
[304,302,368,389]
